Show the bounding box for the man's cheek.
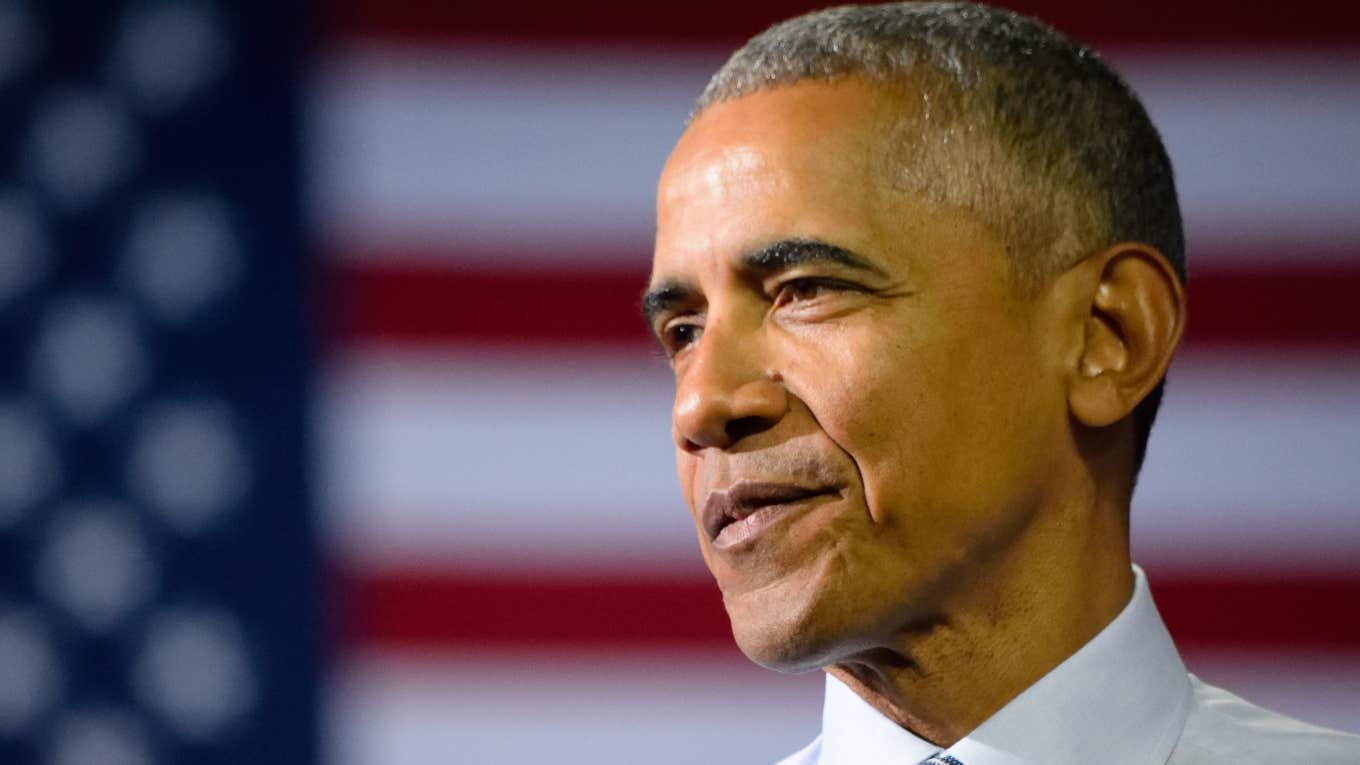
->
[826,396,912,527]
[675,451,702,515]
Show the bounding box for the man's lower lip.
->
[711,498,823,550]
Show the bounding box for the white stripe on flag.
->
[309,47,1360,264]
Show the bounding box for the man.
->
[643,3,1359,763]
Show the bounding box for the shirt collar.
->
[816,565,1193,765]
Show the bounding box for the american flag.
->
[3,1,1358,764]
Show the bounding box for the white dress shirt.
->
[775,565,1359,765]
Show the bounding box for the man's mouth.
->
[702,481,838,548]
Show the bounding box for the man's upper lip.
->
[701,481,834,540]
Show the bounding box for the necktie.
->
[922,756,965,765]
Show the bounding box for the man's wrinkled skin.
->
[646,78,1184,745]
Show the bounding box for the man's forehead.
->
[648,78,995,299]
[661,78,914,192]
[655,81,913,257]
[658,144,774,211]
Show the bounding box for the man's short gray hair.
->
[697,1,1185,289]
[695,1,1184,469]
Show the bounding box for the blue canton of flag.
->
[0,2,317,763]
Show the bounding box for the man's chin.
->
[735,635,832,673]
[724,589,849,673]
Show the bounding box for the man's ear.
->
[1067,243,1185,428]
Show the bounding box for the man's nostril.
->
[726,414,778,444]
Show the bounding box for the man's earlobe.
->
[1068,244,1185,428]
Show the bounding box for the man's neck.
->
[825,499,1134,747]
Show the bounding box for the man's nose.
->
[672,324,788,452]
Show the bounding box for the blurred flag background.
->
[0,2,317,764]
[1,1,1357,764]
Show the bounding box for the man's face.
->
[648,79,1068,671]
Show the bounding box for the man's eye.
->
[774,278,850,305]
[663,322,702,354]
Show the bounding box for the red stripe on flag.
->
[337,571,729,650]
[322,0,1360,48]
[324,262,655,349]
[1186,264,1360,350]
[336,568,1360,651]
[324,258,1360,351]
[1159,575,1360,654]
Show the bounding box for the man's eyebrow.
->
[640,281,697,328]
[743,238,888,278]
[640,240,885,328]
